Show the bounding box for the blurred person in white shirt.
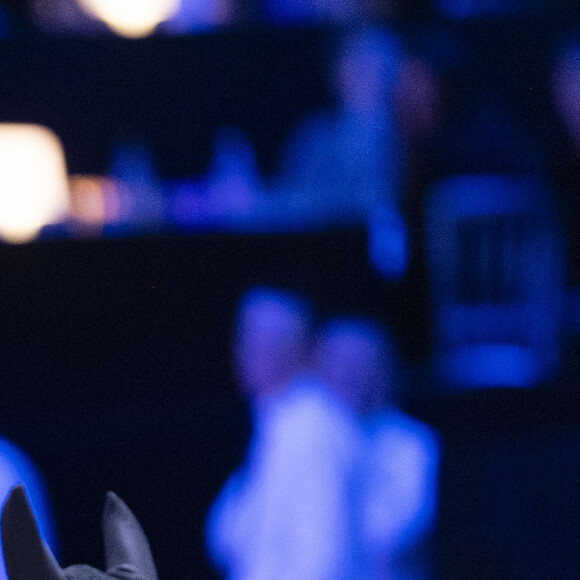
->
[206,287,367,579]
[317,317,439,580]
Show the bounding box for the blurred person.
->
[396,25,548,358]
[267,25,410,279]
[389,32,453,357]
[317,318,439,580]
[258,25,407,232]
[205,287,369,579]
[230,286,314,403]
[550,32,580,287]
[540,30,580,346]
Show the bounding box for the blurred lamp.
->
[77,0,180,38]
[0,124,69,243]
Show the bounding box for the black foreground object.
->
[1,485,157,580]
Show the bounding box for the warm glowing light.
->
[0,124,69,243]
[68,175,117,225]
[77,0,181,38]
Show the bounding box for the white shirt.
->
[359,410,440,579]
[206,382,439,580]
[206,378,365,580]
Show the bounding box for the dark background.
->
[0,19,579,578]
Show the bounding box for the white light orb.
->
[77,0,181,38]
[0,124,69,243]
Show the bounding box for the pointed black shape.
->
[102,492,157,580]
[1,485,64,580]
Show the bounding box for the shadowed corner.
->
[1,484,64,580]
